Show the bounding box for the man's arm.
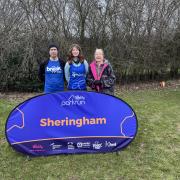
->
[38,63,45,82]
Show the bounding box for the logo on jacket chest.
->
[72,72,84,77]
[46,66,62,73]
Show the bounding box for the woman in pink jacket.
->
[87,49,116,95]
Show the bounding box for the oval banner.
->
[5,91,138,156]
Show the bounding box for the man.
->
[38,44,65,93]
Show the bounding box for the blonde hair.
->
[95,49,104,56]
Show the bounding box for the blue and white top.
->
[44,59,64,93]
[65,59,88,90]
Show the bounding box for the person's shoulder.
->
[40,59,49,66]
[65,61,70,67]
[58,58,65,62]
[105,59,112,66]
[83,59,89,64]
[90,60,95,66]
[104,59,109,64]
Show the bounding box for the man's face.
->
[49,47,58,58]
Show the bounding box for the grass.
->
[0,87,180,180]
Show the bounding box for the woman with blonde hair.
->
[65,44,88,90]
[87,49,116,95]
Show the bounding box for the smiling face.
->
[95,49,104,63]
[49,47,58,59]
[72,47,80,57]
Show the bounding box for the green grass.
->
[0,88,180,180]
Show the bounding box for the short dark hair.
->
[48,44,59,50]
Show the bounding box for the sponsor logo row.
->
[30,141,117,151]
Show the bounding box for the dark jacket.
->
[38,59,65,83]
[87,59,116,95]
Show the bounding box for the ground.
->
[0,80,180,180]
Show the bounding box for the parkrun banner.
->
[5,91,138,156]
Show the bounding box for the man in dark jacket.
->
[38,44,65,93]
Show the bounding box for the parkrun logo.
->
[72,72,84,77]
[46,66,62,73]
[40,116,107,128]
[61,95,86,106]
